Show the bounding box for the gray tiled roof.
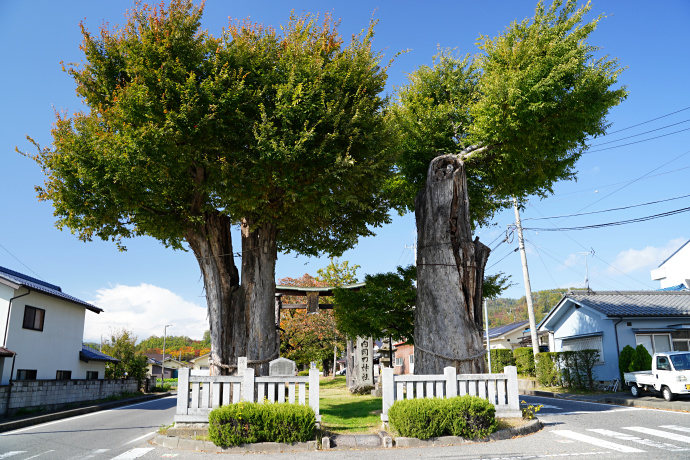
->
[484,320,529,339]
[0,266,101,313]
[80,345,119,363]
[567,290,690,317]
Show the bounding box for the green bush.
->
[558,349,599,390]
[209,401,315,447]
[632,345,652,372]
[388,396,497,440]
[444,396,498,439]
[489,349,515,373]
[514,348,535,376]
[618,345,636,380]
[535,352,560,387]
[297,370,310,376]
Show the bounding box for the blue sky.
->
[1,1,689,343]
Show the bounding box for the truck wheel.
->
[662,386,675,402]
[630,384,641,397]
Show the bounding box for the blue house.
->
[538,290,690,382]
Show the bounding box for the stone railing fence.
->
[381,365,521,421]
[175,366,320,424]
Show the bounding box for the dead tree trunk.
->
[414,155,490,375]
[240,218,279,376]
[186,211,244,376]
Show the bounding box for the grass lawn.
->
[319,376,382,434]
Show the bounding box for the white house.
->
[651,239,690,290]
[190,352,210,376]
[0,265,116,385]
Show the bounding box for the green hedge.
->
[618,344,652,381]
[209,402,315,447]
[535,352,559,387]
[489,349,515,373]
[387,396,497,440]
[514,347,535,376]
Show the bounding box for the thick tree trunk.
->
[414,155,490,375]
[240,218,279,376]
[186,211,243,376]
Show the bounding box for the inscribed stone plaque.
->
[237,357,247,376]
[356,336,374,386]
[269,357,296,376]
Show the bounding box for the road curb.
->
[0,392,172,433]
[394,419,542,448]
[152,434,319,453]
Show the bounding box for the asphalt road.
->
[3,394,690,459]
[0,395,177,459]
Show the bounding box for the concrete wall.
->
[1,289,102,385]
[0,378,138,416]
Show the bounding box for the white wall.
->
[651,241,690,289]
[0,283,15,344]
[1,290,96,384]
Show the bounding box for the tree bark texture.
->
[240,218,279,376]
[414,155,490,375]
[186,211,244,376]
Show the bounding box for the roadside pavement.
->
[0,391,172,433]
[520,388,690,412]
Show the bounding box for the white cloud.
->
[607,238,687,275]
[84,284,208,344]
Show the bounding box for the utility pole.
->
[513,198,540,358]
[484,298,491,374]
[162,324,172,382]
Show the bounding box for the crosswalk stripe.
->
[0,454,26,459]
[109,448,154,459]
[24,451,56,460]
[552,430,645,453]
[624,426,690,443]
[660,425,690,434]
[588,428,690,451]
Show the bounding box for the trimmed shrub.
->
[444,396,498,439]
[388,396,497,440]
[514,347,535,376]
[490,349,515,373]
[209,401,315,447]
[535,352,560,387]
[388,398,446,439]
[297,370,310,376]
[632,344,652,372]
[618,345,636,380]
[558,349,599,390]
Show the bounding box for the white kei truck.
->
[624,351,690,401]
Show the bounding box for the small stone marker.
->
[269,357,297,376]
[237,357,247,376]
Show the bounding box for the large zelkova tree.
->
[24,1,393,375]
[388,0,627,374]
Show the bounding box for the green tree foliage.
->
[333,265,416,342]
[23,1,395,372]
[487,289,567,328]
[632,344,653,371]
[136,334,211,359]
[101,329,148,385]
[618,344,636,380]
[389,0,626,221]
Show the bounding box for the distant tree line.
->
[486,289,570,328]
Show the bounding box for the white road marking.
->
[109,448,154,459]
[81,449,110,459]
[660,425,690,434]
[469,453,607,459]
[553,408,639,416]
[552,430,645,452]
[126,431,156,444]
[24,451,56,460]
[589,428,690,451]
[0,453,26,459]
[624,426,690,443]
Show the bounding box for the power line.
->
[586,126,690,154]
[486,247,518,270]
[0,242,44,280]
[588,118,690,147]
[523,205,690,232]
[523,193,690,221]
[603,105,690,136]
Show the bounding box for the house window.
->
[23,306,45,331]
[636,334,671,355]
[674,340,690,351]
[56,370,72,380]
[16,369,37,380]
[86,371,99,380]
[409,354,414,365]
[395,357,403,367]
[561,335,604,364]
